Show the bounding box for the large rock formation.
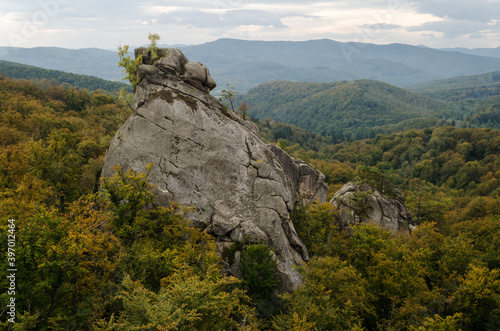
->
[331,182,414,233]
[101,47,328,291]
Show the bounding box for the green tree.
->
[0,201,122,330]
[28,128,83,212]
[100,164,155,245]
[273,256,370,331]
[147,32,160,60]
[94,272,259,331]
[290,202,340,256]
[220,84,239,112]
[100,164,219,291]
[117,45,143,88]
[453,265,500,330]
[117,33,161,88]
[239,243,279,302]
[355,165,399,198]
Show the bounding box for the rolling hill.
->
[0,60,130,93]
[407,71,500,101]
[239,80,458,140]
[0,46,123,81]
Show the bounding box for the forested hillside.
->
[407,71,500,101]
[241,79,500,140]
[258,118,500,329]
[241,80,458,140]
[0,60,130,93]
[257,119,500,207]
[1,76,500,330]
[0,47,122,81]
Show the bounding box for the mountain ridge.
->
[2,38,500,93]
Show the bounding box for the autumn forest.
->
[1,71,500,330]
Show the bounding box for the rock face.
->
[101,47,328,291]
[268,145,328,205]
[331,182,414,233]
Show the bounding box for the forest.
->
[407,71,500,102]
[240,78,500,141]
[0,60,130,94]
[0,75,500,330]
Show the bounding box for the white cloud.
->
[408,0,500,22]
[156,9,289,28]
[408,20,495,38]
[0,0,499,48]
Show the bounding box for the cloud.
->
[1,0,500,48]
[469,33,486,40]
[362,23,402,30]
[156,9,290,28]
[408,0,500,23]
[408,19,496,38]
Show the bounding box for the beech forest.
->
[1,76,500,330]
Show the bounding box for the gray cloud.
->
[157,9,289,28]
[407,20,495,38]
[2,0,500,48]
[409,0,500,22]
[362,23,402,30]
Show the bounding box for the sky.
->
[1,0,499,50]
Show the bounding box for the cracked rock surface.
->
[331,182,414,234]
[101,48,329,291]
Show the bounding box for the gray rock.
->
[183,61,217,92]
[134,47,215,93]
[268,145,329,206]
[101,48,328,291]
[331,182,414,233]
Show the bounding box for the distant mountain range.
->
[181,39,500,92]
[441,47,500,59]
[1,39,500,93]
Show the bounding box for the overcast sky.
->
[1,0,499,49]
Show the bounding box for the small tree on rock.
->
[220,83,239,112]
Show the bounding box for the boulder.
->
[331,182,414,233]
[101,48,329,291]
[183,61,217,92]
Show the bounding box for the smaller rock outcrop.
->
[331,182,414,233]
